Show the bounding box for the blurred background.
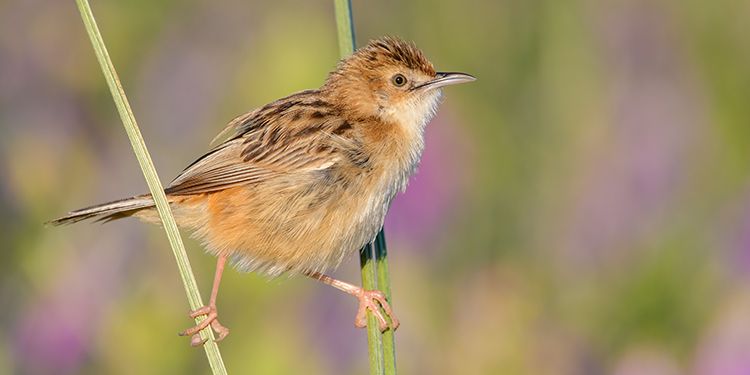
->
[2,0,750,373]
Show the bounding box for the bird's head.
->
[324,37,475,130]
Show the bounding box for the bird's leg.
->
[305,271,399,332]
[179,255,230,346]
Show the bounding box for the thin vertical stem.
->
[334,0,355,55]
[333,1,397,374]
[374,230,397,373]
[74,1,226,373]
[359,243,385,374]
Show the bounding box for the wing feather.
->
[165,90,357,196]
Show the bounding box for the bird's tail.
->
[47,194,156,226]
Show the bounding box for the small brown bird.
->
[50,37,474,346]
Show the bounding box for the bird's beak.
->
[413,72,476,91]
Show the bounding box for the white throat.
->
[381,89,443,192]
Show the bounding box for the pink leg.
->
[179,255,230,346]
[306,271,399,332]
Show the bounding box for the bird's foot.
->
[354,289,400,332]
[178,305,230,346]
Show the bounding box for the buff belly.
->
[171,175,389,277]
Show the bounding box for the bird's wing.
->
[165,91,358,196]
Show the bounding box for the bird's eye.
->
[391,74,407,87]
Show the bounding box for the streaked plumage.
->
[49,36,474,341]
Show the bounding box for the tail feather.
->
[47,195,155,226]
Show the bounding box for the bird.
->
[49,36,475,346]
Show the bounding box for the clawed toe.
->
[210,319,230,342]
[188,305,213,319]
[354,289,399,332]
[179,305,230,346]
[303,272,400,333]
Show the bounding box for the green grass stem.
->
[333,1,397,373]
[74,1,227,373]
[374,230,397,373]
